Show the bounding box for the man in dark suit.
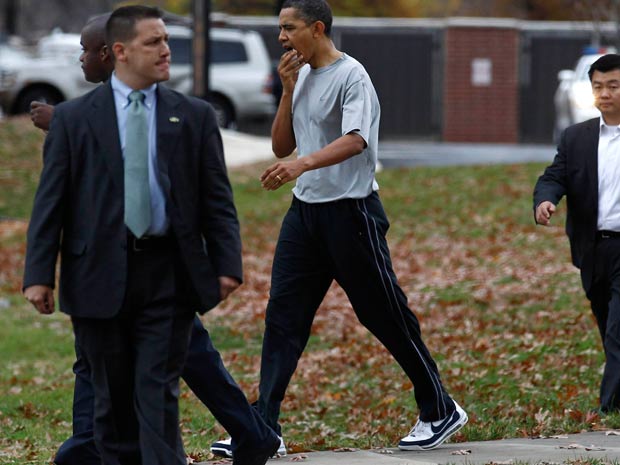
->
[534,53,620,414]
[28,13,279,465]
[23,6,279,465]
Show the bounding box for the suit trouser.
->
[72,242,194,465]
[256,193,454,436]
[57,314,274,463]
[54,345,99,465]
[586,236,620,412]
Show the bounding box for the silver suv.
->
[0,25,275,128]
[553,48,616,140]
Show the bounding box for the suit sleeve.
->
[533,129,569,219]
[23,106,70,289]
[198,103,243,283]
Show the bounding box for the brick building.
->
[443,18,520,142]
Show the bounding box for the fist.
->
[535,201,556,226]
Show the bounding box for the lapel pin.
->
[169,116,180,123]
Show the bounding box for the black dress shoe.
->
[232,434,280,465]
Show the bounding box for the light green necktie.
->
[124,90,151,238]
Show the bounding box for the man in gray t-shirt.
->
[212,0,467,459]
[290,52,379,202]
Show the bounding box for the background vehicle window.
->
[211,40,248,64]
[169,37,192,65]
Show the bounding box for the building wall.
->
[442,21,520,142]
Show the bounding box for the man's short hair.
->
[106,5,163,48]
[588,54,620,81]
[281,0,333,36]
[83,13,111,45]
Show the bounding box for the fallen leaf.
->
[451,449,472,455]
[333,447,358,452]
[290,454,308,462]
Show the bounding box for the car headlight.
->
[0,68,17,91]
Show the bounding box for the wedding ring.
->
[276,175,282,182]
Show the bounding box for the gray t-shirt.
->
[291,53,380,203]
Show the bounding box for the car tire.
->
[210,94,236,129]
[13,86,64,115]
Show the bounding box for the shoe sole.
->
[210,446,233,458]
[210,441,286,460]
[399,412,469,451]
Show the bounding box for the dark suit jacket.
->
[533,117,600,292]
[23,82,242,317]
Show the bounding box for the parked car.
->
[553,47,616,141]
[0,45,34,113]
[166,25,276,128]
[0,25,275,128]
[0,43,32,67]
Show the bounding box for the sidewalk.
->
[221,129,275,167]
[199,431,620,465]
[220,130,556,168]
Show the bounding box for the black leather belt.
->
[597,230,620,240]
[129,234,173,252]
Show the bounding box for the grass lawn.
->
[1,116,619,464]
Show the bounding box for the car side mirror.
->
[557,69,575,81]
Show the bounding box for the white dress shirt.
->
[597,117,620,231]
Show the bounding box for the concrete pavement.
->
[220,130,557,168]
[221,129,275,167]
[200,431,620,464]
[377,141,555,168]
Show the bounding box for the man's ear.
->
[100,44,110,61]
[312,20,325,38]
[112,42,126,62]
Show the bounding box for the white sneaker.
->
[210,436,233,458]
[210,436,287,458]
[398,401,468,450]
